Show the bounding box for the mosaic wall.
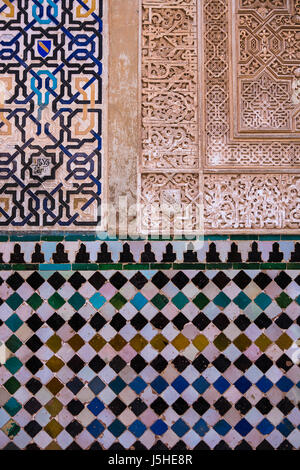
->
[0,237,299,450]
[0,0,299,454]
[0,0,103,229]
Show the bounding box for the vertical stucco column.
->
[107,0,140,236]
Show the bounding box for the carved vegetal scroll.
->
[140,0,300,233]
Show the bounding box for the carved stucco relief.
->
[140,0,300,233]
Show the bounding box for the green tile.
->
[193,293,210,309]
[151,294,169,310]
[214,292,231,308]
[99,264,123,270]
[260,263,286,269]
[5,357,22,374]
[4,398,22,417]
[204,235,229,240]
[275,292,292,308]
[41,235,64,241]
[123,264,149,270]
[10,234,40,242]
[14,264,39,271]
[65,234,97,241]
[230,235,258,240]
[27,293,43,310]
[110,293,127,310]
[172,292,189,309]
[48,293,66,309]
[4,377,21,394]
[5,314,23,332]
[0,264,12,270]
[206,263,232,269]
[254,293,272,310]
[68,292,86,310]
[232,263,260,270]
[233,292,251,310]
[150,264,172,270]
[72,264,98,271]
[287,263,300,270]
[173,263,206,270]
[5,334,22,352]
[258,235,281,241]
[6,293,23,310]
[281,235,300,240]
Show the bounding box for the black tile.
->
[47,313,65,331]
[172,355,190,372]
[129,398,147,416]
[109,398,126,416]
[171,272,189,290]
[151,312,169,330]
[68,272,86,290]
[24,397,42,415]
[25,356,43,374]
[191,272,209,289]
[110,313,126,332]
[109,356,127,373]
[110,272,127,289]
[26,314,43,332]
[90,313,106,331]
[254,313,272,329]
[130,272,148,289]
[214,396,232,416]
[131,355,147,373]
[192,354,209,373]
[234,315,251,331]
[150,355,168,373]
[193,397,210,415]
[7,273,24,290]
[26,378,42,394]
[131,313,148,331]
[192,313,210,331]
[274,272,292,289]
[26,335,43,352]
[234,354,252,372]
[276,353,293,372]
[152,271,169,289]
[67,355,85,373]
[66,420,83,438]
[213,354,231,373]
[213,313,230,331]
[254,272,272,289]
[277,397,295,415]
[172,313,189,331]
[172,397,189,415]
[235,397,251,415]
[68,313,86,332]
[212,272,230,289]
[151,397,168,415]
[233,271,251,289]
[47,272,66,290]
[67,399,84,416]
[255,354,273,373]
[88,272,106,290]
[255,397,273,415]
[26,272,45,290]
[24,421,42,438]
[275,313,293,329]
[89,355,106,373]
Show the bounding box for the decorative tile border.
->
[0,267,299,450]
[0,238,299,268]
